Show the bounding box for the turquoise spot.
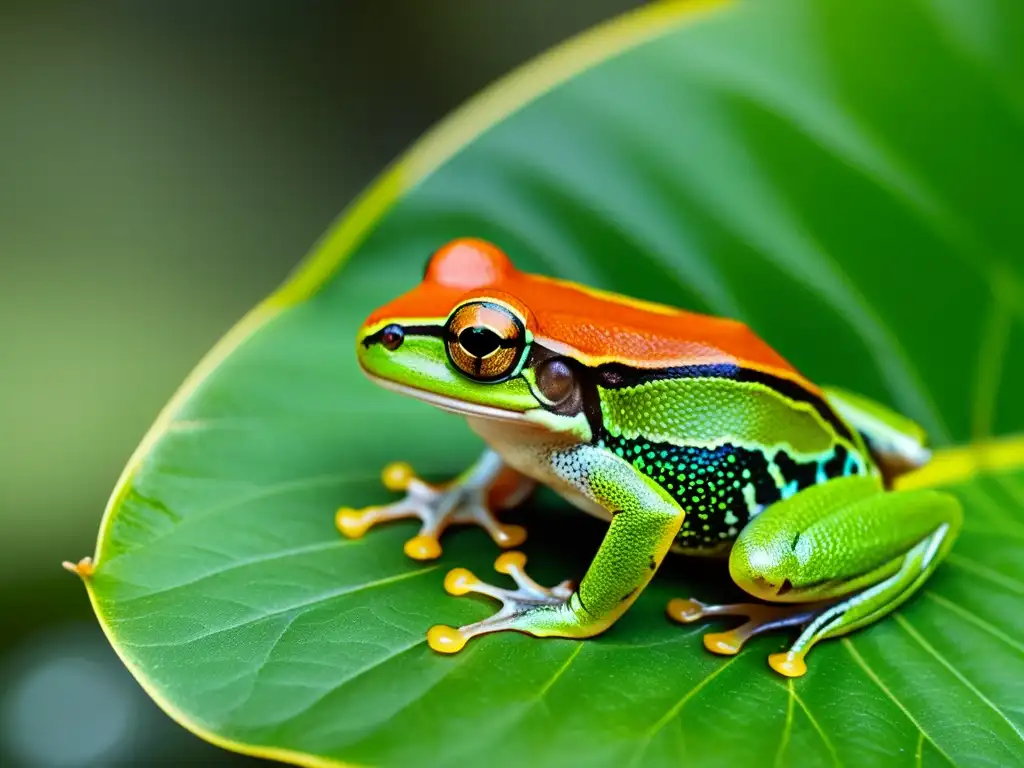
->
[843,453,856,475]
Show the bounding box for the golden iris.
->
[445,302,525,382]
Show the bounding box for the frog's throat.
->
[364,373,532,423]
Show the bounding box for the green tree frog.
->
[338,238,962,677]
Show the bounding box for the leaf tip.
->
[62,556,95,579]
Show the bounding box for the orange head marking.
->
[358,237,820,413]
[360,238,525,332]
[425,238,514,289]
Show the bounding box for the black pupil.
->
[381,324,404,350]
[459,326,501,358]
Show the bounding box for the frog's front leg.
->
[335,449,533,561]
[427,445,685,653]
[668,475,962,677]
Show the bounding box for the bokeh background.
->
[0,2,643,764]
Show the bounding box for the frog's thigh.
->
[730,475,962,675]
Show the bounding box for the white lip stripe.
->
[363,372,530,423]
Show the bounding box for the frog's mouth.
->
[363,372,531,423]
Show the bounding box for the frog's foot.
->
[335,460,530,561]
[427,552,575,654]
[667,597,827,666]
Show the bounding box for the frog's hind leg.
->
[762,521,956,677]
[667,598,828,656]
[336,449,532,561]
[669,475,962,677]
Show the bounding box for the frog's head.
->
[356,238,599,439]
[357,237,805,441]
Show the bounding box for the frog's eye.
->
[445,301,526,382]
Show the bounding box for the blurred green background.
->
[0,2,641,764]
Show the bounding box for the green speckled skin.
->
[597,376,870,551]
[494,445,687,640]
[552,445,683,624]
[600,378,852,455]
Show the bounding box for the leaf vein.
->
[629,656,740,766]
[116,540,358,603]
[774,679,796,768]
[894,613,1024,741]
[790,685,842,768]
[103,470,378,568]
[117,566,438,648]
[922,591,1024,656]
[843,638,956,765]
[946,553,1024,595]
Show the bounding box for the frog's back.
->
[592,366,873,553]
[520,274,807,385]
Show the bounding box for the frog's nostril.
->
[380,324,404,351]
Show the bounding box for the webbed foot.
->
[667,597,826,676]
[428,552,576,653]
[336,453,531,561]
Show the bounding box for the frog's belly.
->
[465,416,612,522]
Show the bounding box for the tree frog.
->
[338,238,962,677]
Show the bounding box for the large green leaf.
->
[76,0,1024,765]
